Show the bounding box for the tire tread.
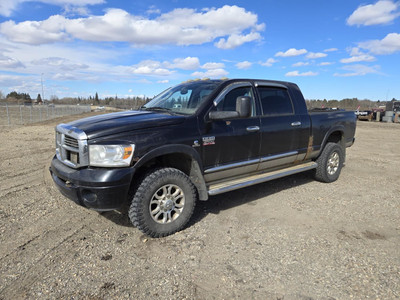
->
[314,142,344,183]
[128,168,196,238]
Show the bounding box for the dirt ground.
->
[0,114,399,300]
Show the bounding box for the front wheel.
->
[314,142,344,183]
[129,168,197,237]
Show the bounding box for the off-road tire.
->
[129,168,197,237]
[314,142,344,183]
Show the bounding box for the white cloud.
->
[285,70,318,77]
[31,57,89,70]
[63,6,91,17]
[0,73,44,95]
[129,60,173,76]
[201,62,225,69]
[347,0,400,26]
[215,32,262,49]
[191,68,228,78]
[0,54,25,68]
[306,52,327,59]
[292,62,309,67]
[0,35,124,64]
[0,74,28,86]
[260,58,278,67]
[0,5,264,49]
[236,61,252,69]
[349,47,364,56]
[157,80,169,84]
[319,62,334,66]
[358,32,400,55]
[53,72,79,80]
[0,0,104,17]
[324,48,338,52]
[275,48,307,57]
[119,57,227,77]
[0,15,67,45]
[147,6,161,15]
[340,47,376,63]
[164,57,200,70]
[334,64,381,77]
[340,55,375,63]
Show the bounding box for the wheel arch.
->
[132,144,208,201]
[319,126,346,161]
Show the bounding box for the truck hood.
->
[68,110,186,139]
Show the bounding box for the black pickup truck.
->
[50,79,356,237]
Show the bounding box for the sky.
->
[0,0,399,101]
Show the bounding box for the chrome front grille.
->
[55,124,89,168]
[64,135,79,148]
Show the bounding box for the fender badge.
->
[192,140,200,148]
[202,136,215,146]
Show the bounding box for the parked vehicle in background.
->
[356,110,374,121]
[50,79,357,237]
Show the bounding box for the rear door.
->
[256,83,307,170]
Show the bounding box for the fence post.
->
[20,105,23,124]
[39,106,42,121]
[6,104,10,126]
[30,106,32,123]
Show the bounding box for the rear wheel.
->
[129,168,196,237]
[314,142,344,183]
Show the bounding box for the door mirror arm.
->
[209,111,239,120]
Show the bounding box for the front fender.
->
[133,144,208,200]
[134,144,203,170]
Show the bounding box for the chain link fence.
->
[0,104,91,126]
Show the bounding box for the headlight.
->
[89,144,135,167]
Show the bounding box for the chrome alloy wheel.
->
[149,184,185,224]
[327,151,340,175]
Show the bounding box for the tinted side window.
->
[216,87,255,115]
[258,87,294,116]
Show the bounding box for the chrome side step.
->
[207,161,317,196]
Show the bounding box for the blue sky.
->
[0,0,399,101]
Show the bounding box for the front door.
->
[201,83,261,182]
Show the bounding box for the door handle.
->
[291,122,301,127]
[246,126,260,132]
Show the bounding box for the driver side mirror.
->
[236,96,251,118]
[209,96,252,120]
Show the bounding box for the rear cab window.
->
[257,86,294,116]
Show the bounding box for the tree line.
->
[50,93,149,109]
[1,90,397,111]
[0,91,149,109]
[306,98,396,111]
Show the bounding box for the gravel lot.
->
[0,114,399,299]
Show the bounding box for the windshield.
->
[142,80,221,115]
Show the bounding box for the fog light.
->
[82,190,97,204]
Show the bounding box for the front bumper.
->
[50,156,134,211]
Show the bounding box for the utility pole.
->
[41,73,45,101]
